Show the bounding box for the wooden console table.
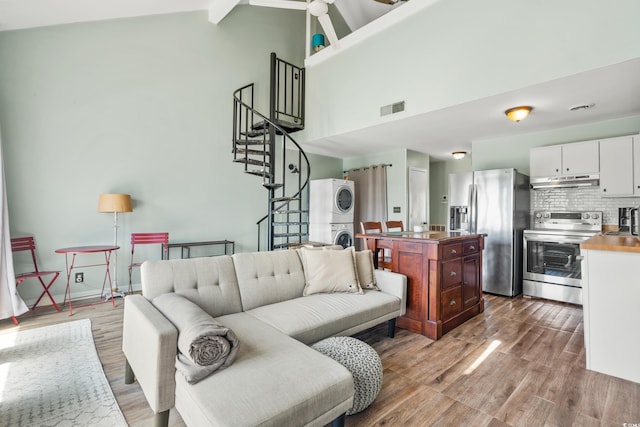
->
[357,231,485,340]
[163,240,234,260]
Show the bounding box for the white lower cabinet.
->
[635,137,640,196]
[581,248,640,383]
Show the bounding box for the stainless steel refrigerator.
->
[448,168,530,296]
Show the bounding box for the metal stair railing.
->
[233,83,310,251]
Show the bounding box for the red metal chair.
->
[11,236,61,320]
[128,232,169,293]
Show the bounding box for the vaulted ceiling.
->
[0,0,401,32]
[1,1,639,161]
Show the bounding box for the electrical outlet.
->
[75,272,84,283]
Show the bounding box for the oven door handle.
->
[523,236,586,245]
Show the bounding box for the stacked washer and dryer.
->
[308,179,355,248]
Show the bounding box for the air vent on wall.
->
[380,101,406,116]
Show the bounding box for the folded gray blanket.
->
[153,293,240,384]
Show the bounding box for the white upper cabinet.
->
[635,136,640,196]
[530,140,599,178]
[561,140,599,175]
[599,135,634,197]
[530,145,562,177]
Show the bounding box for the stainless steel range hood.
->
[530,174,600,189]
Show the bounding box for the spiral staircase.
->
[232,53,310,250]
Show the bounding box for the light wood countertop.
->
[581,234,640,253]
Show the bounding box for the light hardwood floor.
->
[2,294,639,426]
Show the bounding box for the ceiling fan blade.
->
[317,13,340,49]
[249,0,308,10]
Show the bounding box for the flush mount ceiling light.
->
[452,151,467,160]
[505,106,533,122]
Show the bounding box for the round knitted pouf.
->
[311,336,382,415]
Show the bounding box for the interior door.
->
[409,167,428,230]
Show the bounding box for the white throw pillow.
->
[300,246,363,296]
[355,250,379,290]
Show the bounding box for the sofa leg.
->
[331,413,346,427]
[154,410,170,427]
[387,318,396,338]
[124,358,135,384]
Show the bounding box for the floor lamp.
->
[98,193,132,298]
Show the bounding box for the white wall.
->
[299,0,640,144]
[429,156,473,225]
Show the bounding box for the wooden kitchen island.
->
[358,231,485,340]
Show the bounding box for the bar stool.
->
[359,222,392,270]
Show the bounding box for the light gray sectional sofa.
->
[122,248,407,427]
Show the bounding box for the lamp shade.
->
[452,151,467,160]
[98,194,132,213]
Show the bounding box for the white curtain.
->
[0,125,28,321]
[349,165,388,250]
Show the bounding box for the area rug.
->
[0,319,128,426]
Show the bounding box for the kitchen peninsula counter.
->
[357,231,485,340]
[581,233,640,253]
[580,233,640,384]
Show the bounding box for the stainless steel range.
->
[523,211,602,305]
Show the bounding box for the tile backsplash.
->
[531,187,639,225]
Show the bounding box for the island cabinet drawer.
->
[441,259,462,289]
[441,243,462,261]
[441,286,462,320]
[463,240,479,255]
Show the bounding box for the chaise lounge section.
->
[122,248,406,427]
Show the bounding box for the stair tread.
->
[271,196,300,202]
[234,139,269,146]
[233,158,270,167]
[273,209,308,214]
[263,183,284,190]
[245,170,273,179]
[240,129,269,138]
[252,119,304,135]
[273,233,306,237]
[234,148,271,156]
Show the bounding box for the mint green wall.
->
[472,115,640,173]
[308,152,343,180]
[343,149,407,223]
[0,8,322,302]
[300,0,640,143]
[428,115,640,225]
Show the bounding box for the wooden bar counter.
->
[357,231,485,340]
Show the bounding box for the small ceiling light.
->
[452,151,467,160]
[505,106,533,122]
